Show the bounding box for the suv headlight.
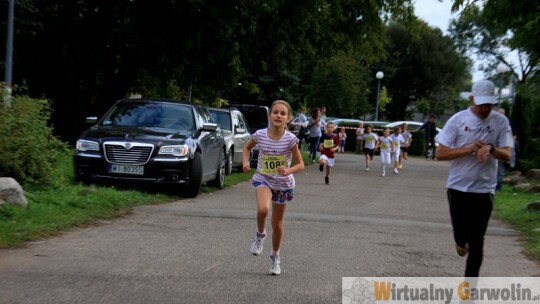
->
[159,145,188,157]
[76,139,99,151]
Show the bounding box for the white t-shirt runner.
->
[390,133,404,150]
[252,128,299,191]
[362,133,379,149]
[436,107,514,194]
[401,130,412,146]
[378,136,394,153]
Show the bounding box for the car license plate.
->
[109,164,144,175]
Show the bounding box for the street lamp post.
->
[496,63,509,105]
[375,71,384,121]
[3,0,15,104]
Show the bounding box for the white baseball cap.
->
[471,79,497,105]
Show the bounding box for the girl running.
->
[377,128,394,177]
[390,127,405,174]
[242,100,305,275]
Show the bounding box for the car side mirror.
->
[236,128,246,134]
[86,116,98,124]
[202,122,218,131]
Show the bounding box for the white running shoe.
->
[394,168,399,174]
[381,172,385,177]
[250,232,266,256]
[269,255,281,275]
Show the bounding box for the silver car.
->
[209,107,252,174]
[230,104,269,166]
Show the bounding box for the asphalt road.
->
[1,153,539,304]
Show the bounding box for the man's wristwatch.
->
[489,144,495,154]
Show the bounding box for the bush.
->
[514,83,540,172]
[519,140,540,172]
[0,96,70,186]
[409,131,425,156]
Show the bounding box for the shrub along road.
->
[0,154,538,303]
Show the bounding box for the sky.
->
[414,0,456,35]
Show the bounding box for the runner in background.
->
[318,121,340,184]
[361,124,379,172]
[390,127,404,174]
[377,128,394,177]
[399,123,413,169]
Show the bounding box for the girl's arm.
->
[279,144,304,176]
[242,139,257,173]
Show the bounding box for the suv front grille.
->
[104,142,154,164]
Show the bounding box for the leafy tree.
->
[449,4,538,83]
[306,55,369,118]
[378,86,392,115]
[2,0,416,142]
[514,81,540,171]
[377,20,469,120]
[415,98,429,117]
[451,0,540,63]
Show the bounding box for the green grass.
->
[300,151,312,165]
[0,184,175,248]
[0,152,254,248]
[494,187,540,260]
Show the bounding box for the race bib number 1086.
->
[261,155,286,175]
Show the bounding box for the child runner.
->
[399,123,413,169]
[338,127,347,153]
[319,121,340,184]
[242,100,305,276]
[377,128,394,177]
[361,124,379,171]
[390,127,405,174]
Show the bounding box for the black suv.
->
[74,98,226,198]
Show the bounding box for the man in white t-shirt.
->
[436,79,513,277]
